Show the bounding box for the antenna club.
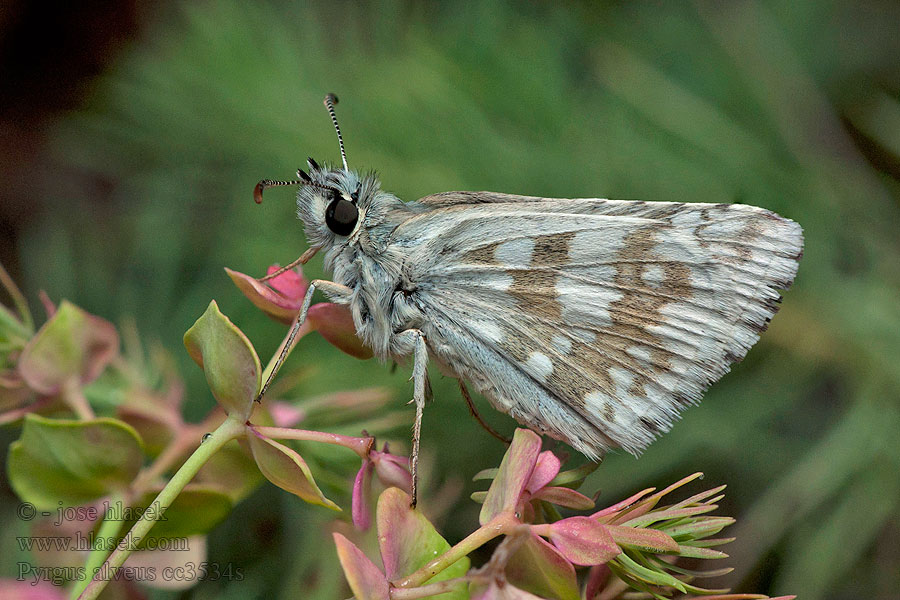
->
[324,93,339,106]
[253,180,267,204]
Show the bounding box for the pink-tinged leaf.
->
[583,564,611,600]
[183,301,261,420]
[18,300,118,395]
[116,390,183,458]
[372,449,412,493]
[376,487,470,589]
[480,428,542,525]
[531,486,594,510]
[605,525,679,553]
[669,484,727,510]
[307,303,373,359]
[525,451,561,494]
[0,579,66,599]
[333,533,389,600]
[622,504,719,528]
[265,264,309,299]
[592,487,656,521]
[352,460,374,530]
[225,267,303,325]
[505,534,580,600]
[545,517,620,566]
[247,428,339,510]
[618,473,705,523]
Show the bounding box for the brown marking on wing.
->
[492,226,696,416]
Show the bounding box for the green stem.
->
[77,415,246,600]
[390,574,489,599]
[393,513,518,588]
[69,493,126,599]
[252,425,373,459]
[63,379,94,420]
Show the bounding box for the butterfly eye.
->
[325,196,359,236]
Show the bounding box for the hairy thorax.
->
[328,239,426,362]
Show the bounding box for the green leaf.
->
[614,552,686,592]
[480,428,541,525]
[246,427,338,510]
[505,534,580,600]
[7,415,143,509]
[661,516,735,540]
[18,300,118,394]
[377,487,470,599]
[0,302,32,346]
[183,300,261,420]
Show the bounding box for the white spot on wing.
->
[475,320,505,344]
[557,273,618,327]
[524,352,553,382]
[609,367,634,396]
[551,334,572,355]
[626,346,652,365]
[642,264,665,288]
[494,238,535,268]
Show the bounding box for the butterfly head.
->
[253,94,388,256]
[292,160,381,250]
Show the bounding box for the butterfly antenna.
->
[254,172,339,204]
[323,93,349,171]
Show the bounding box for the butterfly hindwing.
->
[393,194,803,457]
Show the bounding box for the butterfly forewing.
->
[392,194,803,458]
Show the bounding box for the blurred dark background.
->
[1,1,899,598]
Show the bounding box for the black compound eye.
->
[325,197,359,236]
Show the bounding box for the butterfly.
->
[255,95,803,504]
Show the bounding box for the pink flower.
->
[227,264,372,359]
[351,443,412,531]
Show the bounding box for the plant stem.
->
[69,493,126,599]
[389,574,489,599]
[63,378,94,420]
[393,513,518,588]
[252,425,373,458]
[77,415,246,600]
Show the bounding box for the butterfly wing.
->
[392,193,803,458]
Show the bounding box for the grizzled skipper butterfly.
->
[254,95,803,505]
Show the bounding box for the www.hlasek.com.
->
[17,532,189,553]
[18,562,244,587]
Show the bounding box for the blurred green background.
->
[1,1,899,598]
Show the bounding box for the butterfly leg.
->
[255,279,353,402]
[458,380,511,444]
[396,328,428,507]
